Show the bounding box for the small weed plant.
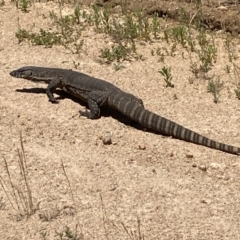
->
[16,0,31,12]
[207,76,224,103]
[55,225,82,240]
[159,66,174,88]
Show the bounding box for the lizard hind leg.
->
[79,91,108,119]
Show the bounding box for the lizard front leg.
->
[46,76,63,103]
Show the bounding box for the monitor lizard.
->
[10,66,240,155]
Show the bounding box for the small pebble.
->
[102,133,112,145]
[209,162,221,169]
[138,144,146,150]
[186,153,193,158]
[198,165,207,172]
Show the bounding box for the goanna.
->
[10,66,240,155]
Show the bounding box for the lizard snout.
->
[10,69,33,78]
[10,70,23,78]
[10,70,18,77]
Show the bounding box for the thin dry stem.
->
[3,156,22,212]
[60,158,75,206]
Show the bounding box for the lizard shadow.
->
[16,88,81,103]
[16,88,158,134]
[16,88,67,100]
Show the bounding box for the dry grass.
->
[0,133,38,220]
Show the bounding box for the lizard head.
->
[10,66,35,79]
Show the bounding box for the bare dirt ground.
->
[1,0,240,239]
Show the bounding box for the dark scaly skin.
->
[10,66,240,155]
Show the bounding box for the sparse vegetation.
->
[39,205,61,222]
[0,133,37,220]
[159,66,174,88]
[114,62,125,71]
[225,35,238,62]
[55,225,83,240]
[100,44,133,63]
[225,64,231,74]
[14,3,163,63]
[198,41,217,74]
[232,63,240,100]
[121,218,145,240]
[189,29,217,79]
[16,28,62,47]
[171,25,188,47]
[235,86,240,100]
[155,47,165,62]
[207,76,224,103]
[15,3,85,52]
[16,0,31,12]
[40,231,48,240]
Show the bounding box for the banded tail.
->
[108,91,240,155]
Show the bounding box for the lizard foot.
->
[49,99,59,104]
[79,109,90,118]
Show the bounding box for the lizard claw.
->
[49,99,59,104]
[79,109,90,118]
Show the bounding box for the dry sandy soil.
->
[1,0,240,239]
